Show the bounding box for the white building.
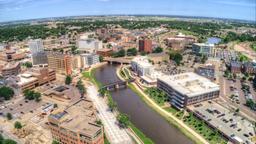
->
[0,43,5,51]
[131,56,161,84]
[192,43,215,56]
[157,72,220,109]
[77,39,102,53]
[28,39,44,54]
[81,53,99,68]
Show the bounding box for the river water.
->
[94,64,193,144]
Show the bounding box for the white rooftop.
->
[131,56,152,68]
[158,72,220,97]
[17,73,37,86]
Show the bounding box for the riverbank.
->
[117,67,210,144]
[82,65,154,144]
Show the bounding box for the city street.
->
[86,85,133,144]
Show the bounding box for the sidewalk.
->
[130,82,209,144]
[86,84,133,144]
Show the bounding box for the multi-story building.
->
[195,64,215,81]
[139,39,152,53]
[192,43,215,56]
[157,72,220,109]
[96,49,113,57]
[0,49,26,62]
[29,39,48,66]
[16,67,56,91]
[32,51,48,66]
[47,52,72,75]
[242,61,256,74]
[81,53,99,67]
[1,62,21,77]
[28,39,44,54]
[230,61,242,74]
[48,99,104,144]
[131,56,161,84]
[77,39,103,53]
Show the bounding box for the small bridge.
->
[104,57,131,65]
[100,79,135,91]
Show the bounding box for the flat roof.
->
[132,56,152,68]
[50,99,101,137]
[17,73,37,85]
[189,102,255,144]
[158,72,220,97]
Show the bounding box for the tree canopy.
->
[0,86,14,100]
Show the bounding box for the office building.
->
[192,43,215,56]
[139,39,152,53]
[16,67,56,91]
[48,99,104,144]
[230,61,242,74]
[28,39,44,54]
[47,52,72,75]
[242,61,256,74]
[77,39,102,53]
[0,49,26,62]
[1,62,21,77]
[81,53,99,67]
[157,72,220,109]
[131,56,161,84]
[32,51,48,66]
[195,64,215,81]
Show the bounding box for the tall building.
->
[29,39,48,66]
[32,52,48,66]
[48,99,104,144]
[81,53,99,68]
[157,72,220,109]
[192,43,215,56]
[28,39,44,54]
[139,39,152,53]
[47,52,72,75]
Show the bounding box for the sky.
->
[0,0,255,22]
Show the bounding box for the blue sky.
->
[0,0,255,22]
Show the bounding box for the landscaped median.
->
[82,68,154,144]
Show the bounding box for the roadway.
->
[86,84,133,144]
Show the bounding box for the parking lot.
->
[189,102,256,144]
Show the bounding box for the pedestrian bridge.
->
[100,79,135,91]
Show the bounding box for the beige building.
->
[0,49,26,62]
[47,52,72,75]
[48,99,104,144]
[1,62,21,77]
[16,67,56,91]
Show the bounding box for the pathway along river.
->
[94,64,193,144]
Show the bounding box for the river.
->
[93,64,193,144]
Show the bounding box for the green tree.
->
[117,113,130,128]
[76,79,86,96]
[126,48,138,56]
[6,113,12,120]
[108,96,117,112]
[52,140,59,144]
[112,49,125,58]
[0,86,14,100]
[23,90,41,102]
[169,51,183,65]
[23,62,32,68]
[153,47,163,53]
[98,89,107,97]
[99,55,104,62]
[14,121,22,129]
[65,75,72,85]
[71,46,78,54]
[253,75,256,90]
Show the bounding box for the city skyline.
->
[0,0,255,22]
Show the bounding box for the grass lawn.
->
[183,113,227,144]
[129,123,154,144]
